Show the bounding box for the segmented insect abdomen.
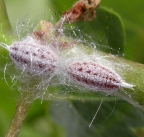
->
[9,41,58,74]
[67,61,133,92]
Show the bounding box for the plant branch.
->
[5,93,33,137]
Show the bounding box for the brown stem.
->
[55,0,101,36]
[5,95,33,137]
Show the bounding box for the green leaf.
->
[50,100,144,137]
[75,100,144,133]
[74,6,125,54]
[48,1,125,54]
[101,0,144,63]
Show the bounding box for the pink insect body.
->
[67,61,134,92]
[9,37,58,74]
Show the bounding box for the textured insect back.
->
[67,61,134,93]
[8,36,58,75]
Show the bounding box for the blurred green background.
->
[0,0,144,137]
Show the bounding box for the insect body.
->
[1,36,58,74]
[67,61,134,92]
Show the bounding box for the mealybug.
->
[1,36,58,74]
[67,61,134,92]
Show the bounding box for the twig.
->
[56,0,101,32]
[5,94,33,137]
